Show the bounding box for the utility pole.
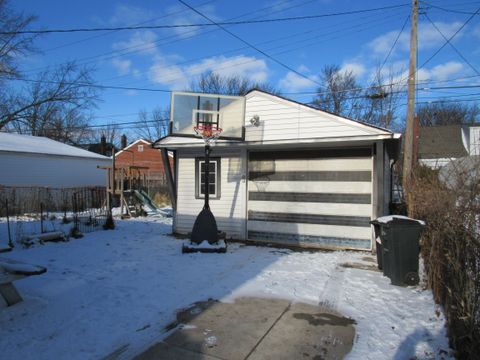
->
[403,0,418,193]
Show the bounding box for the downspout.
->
[390,158,397,213]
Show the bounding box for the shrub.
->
[409,163,479,359]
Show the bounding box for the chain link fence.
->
[0,186,109,247]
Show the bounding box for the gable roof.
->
[246,88,394,135]
[0,132,111,160]
[418,125,468,159]
[153,90,399,148]
[115,138,151,157]
[116,138,175,158]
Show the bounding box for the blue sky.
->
[11,0,480,131]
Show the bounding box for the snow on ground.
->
[0,217,452,359]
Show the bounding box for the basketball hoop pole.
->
[190,124,222,245]
[204,143,211,210]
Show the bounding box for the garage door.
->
[247,148,373,250]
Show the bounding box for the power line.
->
[417,6,480,72]
[5,70,480,99]
[423,2,480,15]
[423,13,480,75]
[2,4,410,35]
[107,12,404,91]
[23,2,406,84]
[178,0,325,89]
[21,0,331,77]
[41,0,218,53]
[378,15,410,76]
[1,76,171,93]
[91,11,403,94]
[406,98,480,105]
[99,10,402,87]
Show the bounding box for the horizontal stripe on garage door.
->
[249,192,371,204]
[247,221,372,240]
[249,148,372,160]
[248,181,372,194]
[249,170,371,182]
[248,210,370,227]
[248,200,371,217]
[248,231,371,250]
[249,158,372,172]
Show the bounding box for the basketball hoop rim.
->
[193,124,223,143]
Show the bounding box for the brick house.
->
[115,138,172,181]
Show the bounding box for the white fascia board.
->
[154,133,396,149]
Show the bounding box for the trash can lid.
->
[373,215,425,226]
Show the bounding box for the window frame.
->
[195,157,221,200]
[137,144,144,152]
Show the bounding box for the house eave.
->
[153,133,399,150]
[0,149,112,161]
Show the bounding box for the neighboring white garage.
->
[0,133,111,187]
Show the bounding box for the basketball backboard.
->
[170,91,245,141]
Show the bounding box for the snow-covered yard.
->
[0,217,452,359]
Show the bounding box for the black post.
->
[204,144,210,210]
[6,199,13,248]
[73,194,78,230]
[40,202,44,233]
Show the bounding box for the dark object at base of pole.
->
[5,199,13,248]
[103,213,115,230]
[182,240,227,253]
[191,208,218,244]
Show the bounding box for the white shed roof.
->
[0,132,110,160]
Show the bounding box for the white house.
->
[154,90,401,251]
[418,124,480,169]
[0,133,111,188]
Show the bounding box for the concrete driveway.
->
[134,297,355,360]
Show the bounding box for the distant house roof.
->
[0,132,110,160]
[418,125,468,159]
[78,142,117,156]
[115,138,151,157]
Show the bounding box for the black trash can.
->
[370,216,425,286]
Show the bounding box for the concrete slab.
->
[135,298,355,360]
[163,298,289,360]
[134,342,221,360]
[248,302,355,360]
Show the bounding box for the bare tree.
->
[0,0,37,79]
[361,68,402,129]
[418,102,479,126]
[1,62,100,143]
[311,64,402,130]
[312,65,362,118]
[96,123,119,146]
[190,71,278,96]
[133,106,170,141]
[0,2,100,143]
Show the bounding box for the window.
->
[138,145,144,152]
[195,157,221,199]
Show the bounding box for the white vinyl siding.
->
[244,92,388,143]
[470,127,480,155]
[0,152,110,187]
[175,149,246,239]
